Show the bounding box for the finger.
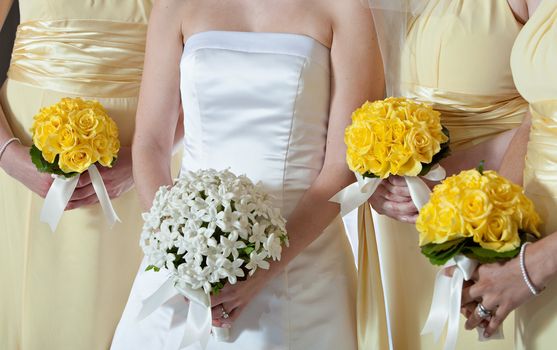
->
[462,284,480,305]
[210,287,236,307]
[382,201,418,217]
[398,214,419,224]
[464,305,484,330]
[382,190,414,203]
[383,182,411,197]
[443,266,456,278]
[220,305,245,327]
[69,184,96,201]
[66,194,99,210]
[461,303,476,319]
[484,308,509,338]
[77,172,92,188]
[387,176,407,187]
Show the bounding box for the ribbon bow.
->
[421,255,503,350]
[40,164,120,232]
[138,277,229,350]
[330,165,446,216]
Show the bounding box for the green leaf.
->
[421,238,467,266]
[462,245,520,264]
[145,265,160,272]
[477,160,486,175]
[211,281,225,296]
[29,145,78,178]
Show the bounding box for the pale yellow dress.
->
[0,1,153,349]
[511,1,557,349]
[359,1,527,349]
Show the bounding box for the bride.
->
[111,0,384,349]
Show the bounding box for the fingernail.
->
[484,331,490,338]
[222,323,232,329]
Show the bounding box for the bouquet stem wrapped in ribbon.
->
[331,97,450,215]
[30,98,121,232]
[417,163,541,350]
[138,169,288,349]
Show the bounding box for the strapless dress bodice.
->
[179,31,331,218]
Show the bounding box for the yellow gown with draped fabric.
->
[511,1,557,349]
[358,1,527,349]
[0,1,154,349]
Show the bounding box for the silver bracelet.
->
[0,137,21,163]
[520,242,541,296]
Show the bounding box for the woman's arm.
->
[210,0,384,325]
[0,0,55,196]
[0,0,14,30]
[132,0,184,211]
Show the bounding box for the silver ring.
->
[221,305,230,319]
[476,303,493,320]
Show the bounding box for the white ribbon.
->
[330,164,446,216]
[40,164,121,232]
[138,277,229,350]
[421,255,503,350]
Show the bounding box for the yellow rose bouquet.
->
[30,97,121,231]
[331,97,450,215]
[419,162,541,349]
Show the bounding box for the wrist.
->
[525,240,557,290]
[0,141,25,172]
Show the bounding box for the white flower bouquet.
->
[138,169,288,348]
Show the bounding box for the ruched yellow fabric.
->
[8,20,147,97]
[358,1,526,349]
[402,86,525,151]
[0,1,163,349]
[511,2,557,349]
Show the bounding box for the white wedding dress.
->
[111,31,357,350]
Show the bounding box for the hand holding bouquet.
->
[331,97,450,215]
[30,97,121,231]
[138,169,288,348]
[418,163,541,349]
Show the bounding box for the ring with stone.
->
[476,303,493,320]
[221,305,230,319]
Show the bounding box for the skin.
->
[368,0,535,223]
[134,0,384,328]
[0,0,184,208]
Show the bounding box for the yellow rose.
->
[459,188,493,224]
[70,109,101,139]
[388,144,419,176]
[405,124,438,164]
[345,121,375,156]
[389,117,407,143]
[106,118,119,139]
[482,171,520,210]
[32,122,56,151]
[473,211,521,252]
[418,202,467,246]
[58,143,95,173]
[58,124,78,151]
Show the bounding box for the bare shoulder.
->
[325,0,373,30]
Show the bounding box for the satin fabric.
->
[112,31,358,350]
[359,1,526,349]
[0,1,159,349]
[511,2,557,349]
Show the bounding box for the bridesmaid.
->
[0,1,180,349]
[359,0,529,349]
[459,1,557,349]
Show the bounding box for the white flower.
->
[246,251,270,275]
[219,232,247,259]
[264,233,283,261]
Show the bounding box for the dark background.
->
[1,1,19,85]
